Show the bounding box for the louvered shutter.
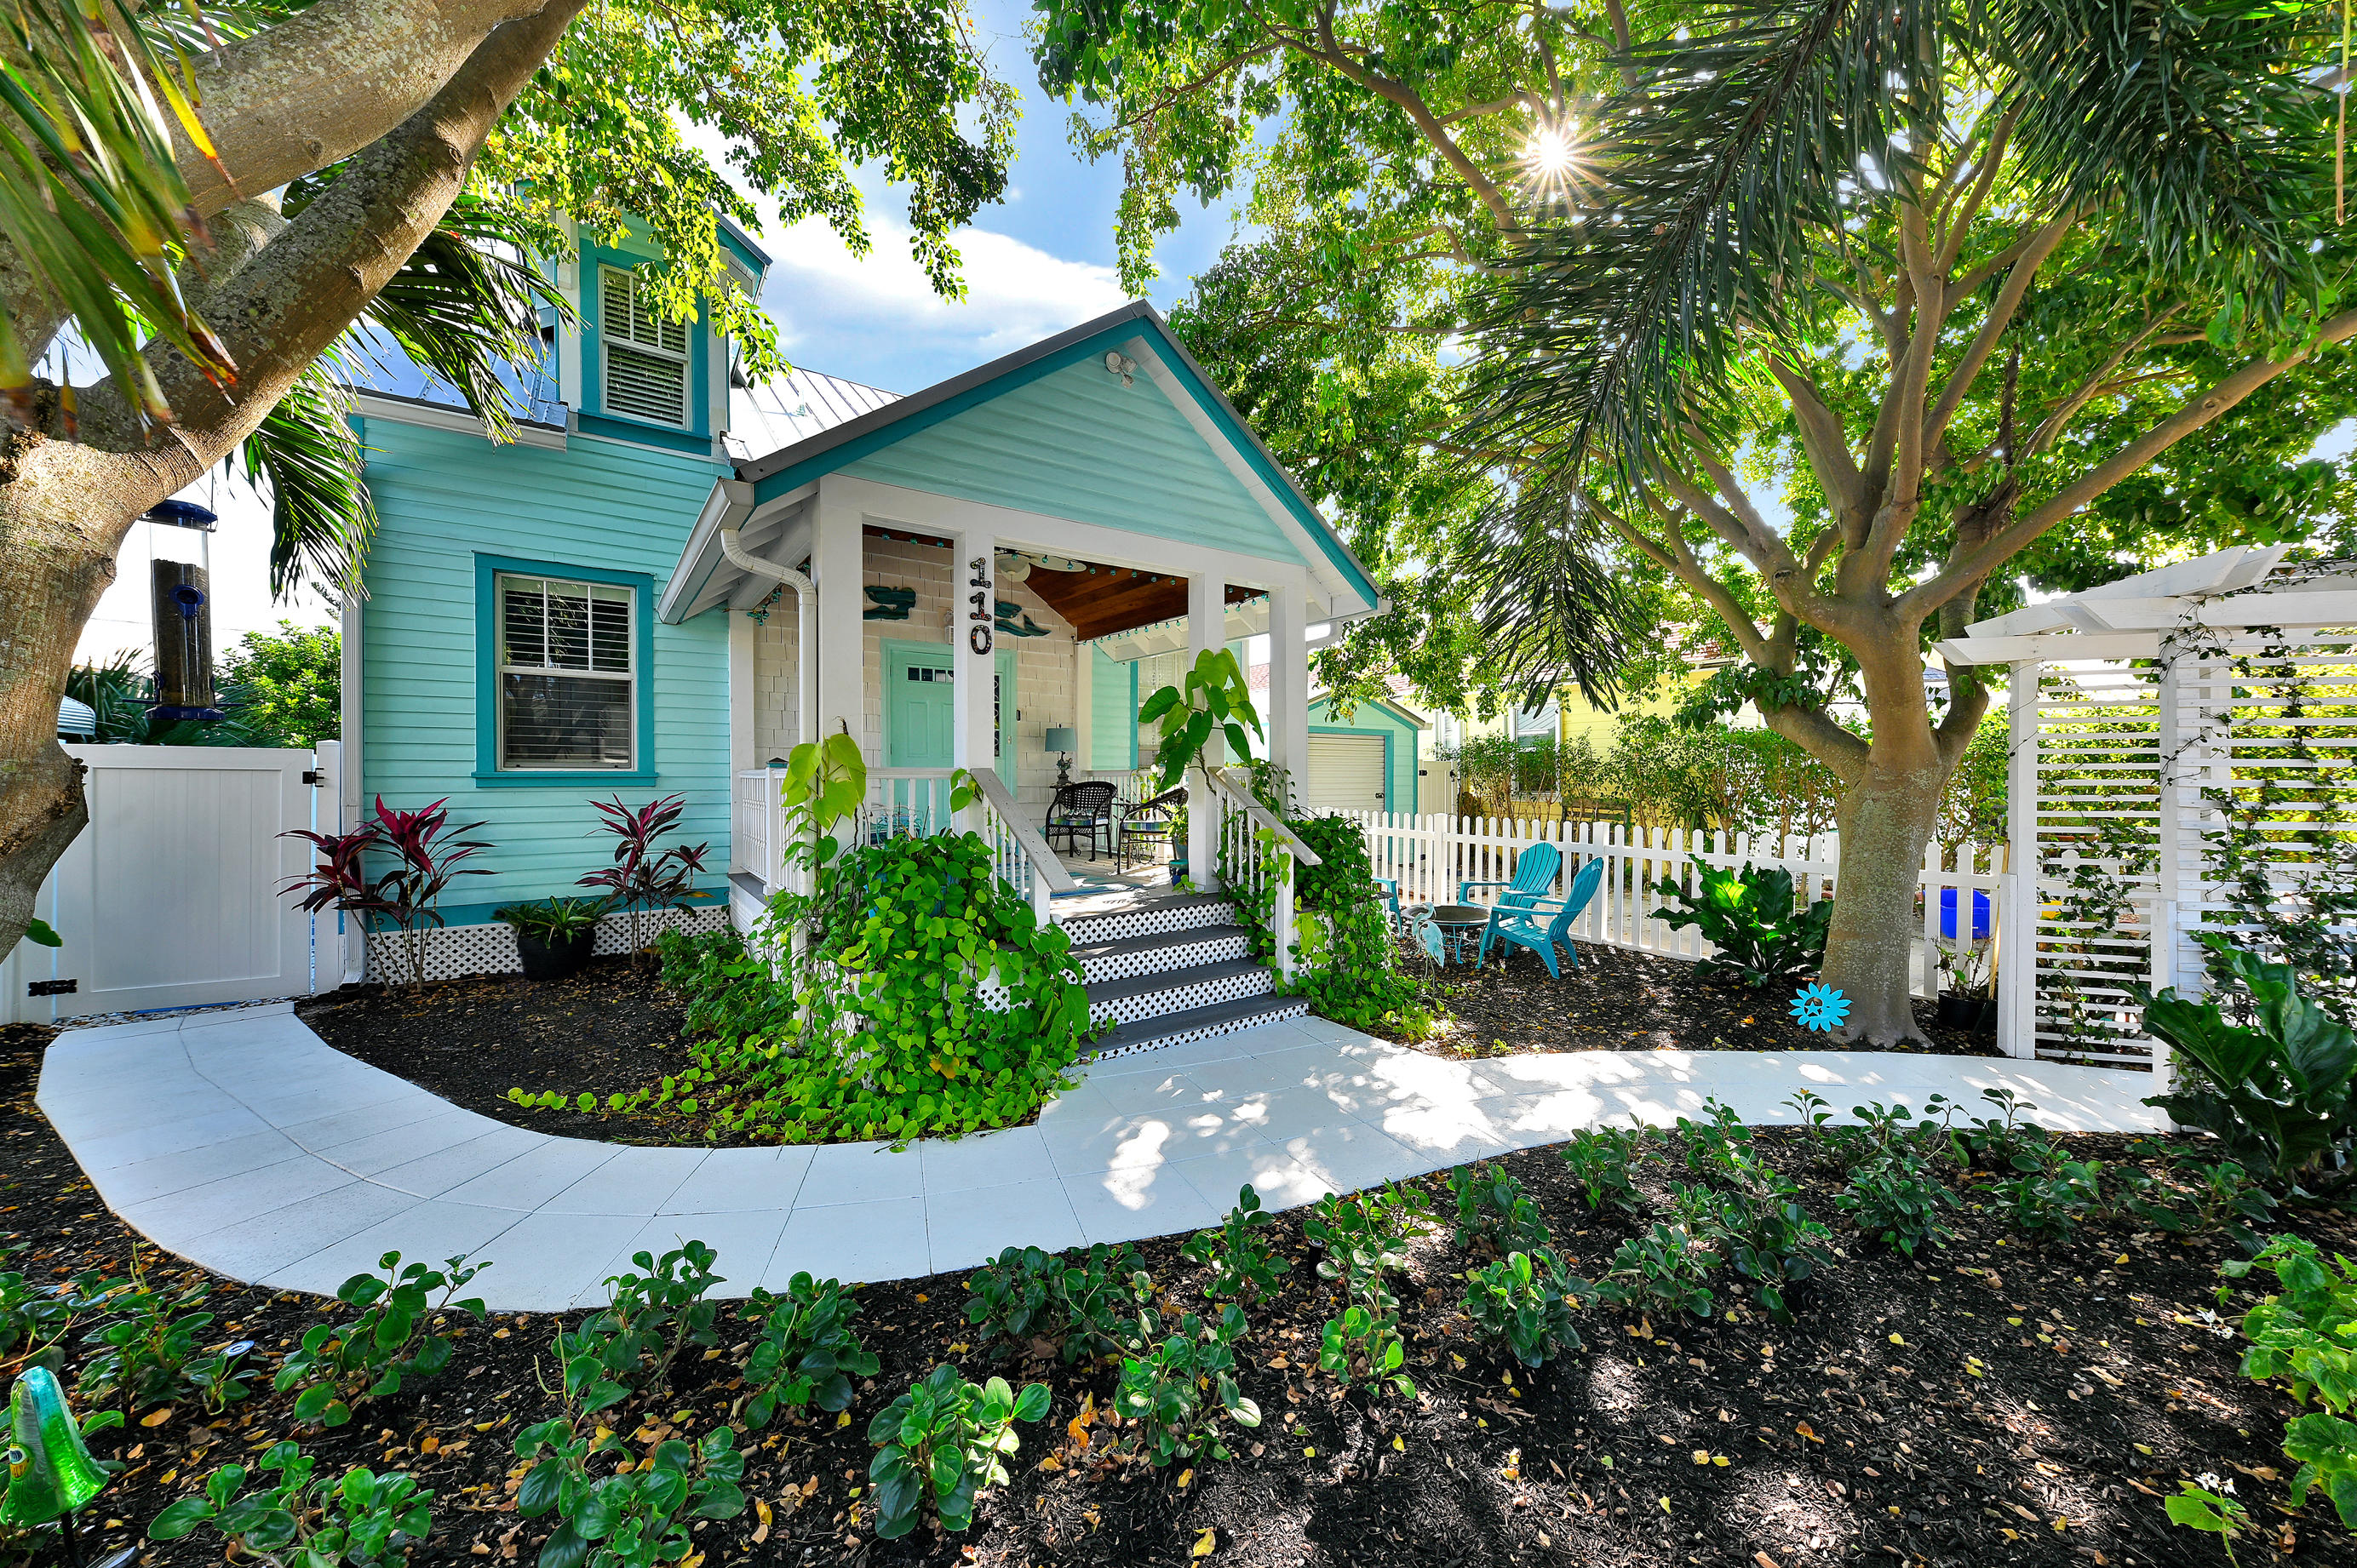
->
[599,267,690,425]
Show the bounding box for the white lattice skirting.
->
[363,905,730,985]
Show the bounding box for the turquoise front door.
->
[884,641,1014,767]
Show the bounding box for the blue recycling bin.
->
[1939,887,1993,941]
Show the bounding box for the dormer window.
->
[599,266,690,426]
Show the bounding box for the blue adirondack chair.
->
[1479,855,1606,978]
[1459,841,1563,911]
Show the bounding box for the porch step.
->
[1085,958,1272,1027]
[1068,925,1252,987]
[1058,893,1232,948]
[1089,994,1311,1061]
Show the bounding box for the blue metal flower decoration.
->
[1790,982,1850,1033]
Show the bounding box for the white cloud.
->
[761,211,1129,376]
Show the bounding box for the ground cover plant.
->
[20,1016,2357,1568]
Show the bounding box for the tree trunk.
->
[1819,753,1946,1046]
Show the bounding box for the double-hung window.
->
[599,266,690,426]
[496,574,636,770]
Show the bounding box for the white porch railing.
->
[732,765,1075,925]
[1335,810,2011,1011]
[1202,766,1322,980]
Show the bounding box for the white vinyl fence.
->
[1334,810,2012,1023]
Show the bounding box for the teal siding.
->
[1089,647,1136,770]
[356,419,733,915]
[1308,695,1422,815]
[840,357,1306,568]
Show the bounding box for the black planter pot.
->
[1935,994,1986,1031]
[514,928,596,981]
[1971,998,1999,1037]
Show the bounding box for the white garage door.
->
[1304,733,1387,814]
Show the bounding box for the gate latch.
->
[302,770,324,785]
[27,978,77,997]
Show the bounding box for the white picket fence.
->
[1333,811,2012,1009]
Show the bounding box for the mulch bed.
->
[11,1019,2357,1567]
[1376,941,2007,1060]
[293,959,743,1147]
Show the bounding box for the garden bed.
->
[10,1021,2354,1568]
[1385,941,2006,1061]
[293,959,753,1147]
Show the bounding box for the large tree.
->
[0,0,1012,958]
[1459,0,2357,1041]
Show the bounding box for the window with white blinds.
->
[496,574,636,770]
[599,266,690,426]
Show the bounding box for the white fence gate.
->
[3,743,335,1023]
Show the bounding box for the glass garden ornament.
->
[3,1367,108,1529]
[1789,983,1852,1033]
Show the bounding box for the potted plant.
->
[1932,939,1993,1031]
[495,896,606,981]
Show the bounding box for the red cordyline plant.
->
[283,798,492,990]
[577,795,710,970]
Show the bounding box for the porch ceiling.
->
[860,526,1259,641]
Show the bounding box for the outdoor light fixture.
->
[1103,351,1138,386]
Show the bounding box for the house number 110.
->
[966,556,993,655]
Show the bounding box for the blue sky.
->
[747,0,1244,396]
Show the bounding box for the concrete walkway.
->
[37,1003,2167,1313]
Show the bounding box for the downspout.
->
[718,526,816,751]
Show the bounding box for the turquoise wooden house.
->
[344,221,1385,1047]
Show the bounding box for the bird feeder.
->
[142,497,221,722]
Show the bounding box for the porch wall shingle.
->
[749,535,1093,806]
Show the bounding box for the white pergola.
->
[1938,546,2357,1075]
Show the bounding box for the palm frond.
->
[315,181,566,441]
[1455,489,1644,710]
[238,362,376,598]
[1461,0,1946,487]
[1982,0,2337,312]
[0,0,234,426]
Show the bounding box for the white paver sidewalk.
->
[37,1004,2166,1312]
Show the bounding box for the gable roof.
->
[729,301,1379,613]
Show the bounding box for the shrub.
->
[1835,1153,1961,1256]
[495,896,606,945]
[1448,1164,1551,1258]
[2145,1157,2280,1251]
[282,797,492,990]
[582,1241,723,1393]
[1676,1096,1756,1182]
[1690,1182,1833,1322]
[964,1244,1149,1364]
[1462,1250,1589,1366]
[2222,1235,2357,1526]
[1307,1184,1429,1400]
[513,1399,745,1568]
[272,1250,488,1428]
[149,1441,433,1568]
[1559,1125,1654,1212]
[867,1365,1049,1539]
[1113,1305,1261,1464]
[1997,1156,2106,1243]
[1948,1088,2056,1173]
[2145,937,2357,1199]
[1180,1184,1291,1303]
[0,1245,78,1379]
[576,795,711,970]
[1591,1223,1718,1319]
[1649,857,1832,987]
[737,1273,878,1428]
[73,1251,225,1416]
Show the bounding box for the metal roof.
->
[725,367,901,461]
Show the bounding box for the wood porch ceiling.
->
[862,525,1259,642]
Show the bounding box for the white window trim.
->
[598,266,691,428]
[495,573,639,772]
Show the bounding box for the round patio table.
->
[1416,903,1492,965]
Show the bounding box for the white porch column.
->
[1186,571,1222,893]
[1073,638,1092,778]
[1266,583,1309,809]
[951,526,999,810]
[1265,584,1306,977]
[811,478,863,755]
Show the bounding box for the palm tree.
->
[1459,0,2357,1042]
